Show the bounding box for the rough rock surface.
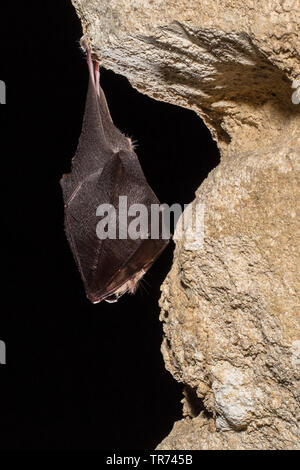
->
[72,0,300,449]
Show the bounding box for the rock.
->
[158,139,300,449]
[72,0,300,450]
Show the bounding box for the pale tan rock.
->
[72,0,300,449]
[158,138,300,449]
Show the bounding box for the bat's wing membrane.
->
[91,149,168,302]
[64,148,168,303]
[61,73,132,206]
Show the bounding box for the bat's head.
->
[86,237,169,304]
[93,268,145,304]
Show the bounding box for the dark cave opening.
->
[183,386,214,419]
[0,0,220,450]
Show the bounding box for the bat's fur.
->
[100,269,146,304]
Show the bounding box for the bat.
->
[60,38,169,304]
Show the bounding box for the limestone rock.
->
[72,0,300,449]
[158,139,300,449]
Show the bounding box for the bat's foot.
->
[80,36,100,97]
[79,35,90,54]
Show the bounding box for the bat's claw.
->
[79,36,89,54]
[80,35,100,96]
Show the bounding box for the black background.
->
[0,0,219,450]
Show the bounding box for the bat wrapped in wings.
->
[60,38,169,304]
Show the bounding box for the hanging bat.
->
[60,38,169,304]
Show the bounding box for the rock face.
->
[72,0,300,450]
[158,140,300,449]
